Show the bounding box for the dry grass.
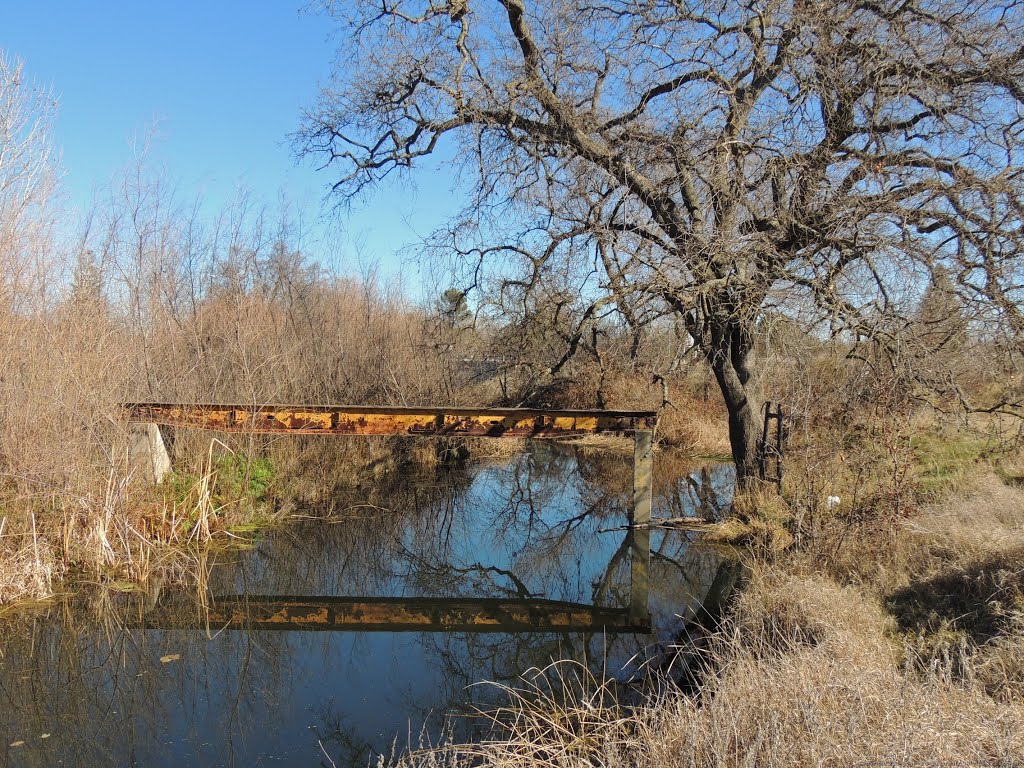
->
[0,516,60,612]
[875,474,1024,701]
[802,467,1024,596]
[905,472,1024,555]
[705,489,795,553]
[0,439,276,606]
[557,368,731,456]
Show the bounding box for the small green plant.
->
[161,448,275,534]
[212,452,275,503]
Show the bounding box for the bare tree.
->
[0,52,59,311]
[297,0,1024,486]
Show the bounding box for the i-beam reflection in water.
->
[140,593,651,633]
[123,402,656,630]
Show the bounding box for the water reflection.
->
[0,443,735,768]
[143,594,646,633]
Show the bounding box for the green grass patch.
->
[213,453,275,502]
[165,454,276,507]
[910,431,990,498]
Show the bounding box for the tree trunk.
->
[706,318,761,490]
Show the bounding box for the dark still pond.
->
[0,443,736,767]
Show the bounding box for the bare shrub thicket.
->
[0,56,473,603]
[0,174,462,601]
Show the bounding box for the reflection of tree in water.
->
[659,464,732,522]
[0,447,738,767]
[309,702,378,768]
[0,594,291,766]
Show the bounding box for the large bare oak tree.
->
[298,0,1024,486]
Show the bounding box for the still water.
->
[0,442,735,767]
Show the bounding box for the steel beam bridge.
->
[124,402,655,629]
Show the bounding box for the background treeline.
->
[2,154,1015,505]
[1,49,1021,609]
[0,139,724,602]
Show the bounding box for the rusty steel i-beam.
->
[123,402,657,438]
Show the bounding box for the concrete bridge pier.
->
[127,422,172,484]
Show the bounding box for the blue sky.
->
[2,1,461,288]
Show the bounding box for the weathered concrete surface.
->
[127,422,172,484]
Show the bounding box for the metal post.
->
[775,405,784,495]
[759,402,771,481]
[630,429,653,626]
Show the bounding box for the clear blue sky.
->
[2,1,461,288]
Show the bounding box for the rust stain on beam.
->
[123,402,656,437]
[142,596,649,633]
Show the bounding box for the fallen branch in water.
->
[597,517,715,533]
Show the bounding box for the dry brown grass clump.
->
[0,440,282,606]
[668,570,1022,766]
[0,519,61,615]
[872,474,1024,700]
[801,468,1024,597]
[576,369,731,456]
[705,490,794,553]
